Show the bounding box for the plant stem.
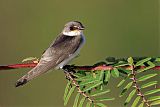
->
[64,70,94,103]
[0,62,160,71]
[130,65,150,107]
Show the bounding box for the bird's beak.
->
[79,26,85,30]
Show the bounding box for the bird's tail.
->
[15,63,52,87]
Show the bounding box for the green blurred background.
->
[0,0,159,107]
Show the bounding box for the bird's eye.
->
[70,27,74,31]
[70,26,78,31]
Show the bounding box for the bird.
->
[15,21,85,87]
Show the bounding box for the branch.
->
[0,63,37,70]
[130,65,151,107]
[0,62,160,71]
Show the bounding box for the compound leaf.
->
[90,89,110,97]
[141,81,157,89]
[73,93,80,107]
[148,96,160,102]
[120,81,133,97]
[144,89,160,96]
[96,103,107,107]
[131,96,140,107]
[95,97,115,102]
[137,73,157,82]
[150,100,160,106]
[117,79,126,88]
[64,81,72,101]
[83,81,103,92]
[104,70,110,82]
[124,89,136,106]
[138,102,144,107]
[111,68,119,78]
[78,97,86,107]
[64,86,76,106]
[135,57,151,66]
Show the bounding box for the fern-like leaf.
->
[124,89,136,106]
[73,93,80,107]
[141,81,157,89]
[111,68,119,78]
[63,81,72,101]
[95,97,115,101]
[137,73,157,82]
[138,102,144,107]
[135,57,151,66]
[150,100,160,106]
[148,96,160,102]
[144,89,160,96]
[120,81,133,97]
[131,96,140,107]
[78,97,86,107]
[117,77,127,88]
[90,89,110,97]
[95,103,107,107]
[104,70,110,82]
[83,81,103,92]
[64,86,76,106]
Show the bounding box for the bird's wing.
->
[15,34,82,87]
[41,33,83,66]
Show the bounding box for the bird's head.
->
[62,21,85,36]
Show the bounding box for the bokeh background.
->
[0,0,159,107]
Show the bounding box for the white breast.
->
[63,30,81,36]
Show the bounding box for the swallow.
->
[15,21,85,87]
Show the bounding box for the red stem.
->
[0,62,160,71]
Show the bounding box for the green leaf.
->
[95,97,115,101]
[114,62,129,67]
[148,96,160,102]
[131,96,140,107]
[90,89,110,97]
[155,57,160,62]
[83,81,103,92]
[78,97,86,107]
[120,82,133,97]
[137,61,155,73]
[137,73,157,82]
[22,57,38,62]
[86,102,91,107]
[91,103,94,107]
[144,89,160,96]
[147,60,156,66]
[150,100,160,106]
[117,79,126,88]
[135,57,151,66]
[63,81,71,101]
[79,78,99,86]
[111,68,119,78]
[76,74,93,81]
[96,103,107,107]
[128,57,134,65]
[64,86,76,106]
[73,93,80,107]
[138,102,144,107]
[104,70,110,82]
[141,81,157,89]
[124,89,136,106]
[99,70,105,81]
[117,68,131,74]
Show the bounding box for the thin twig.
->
[130,65,150,107]
[64,70,94,103]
